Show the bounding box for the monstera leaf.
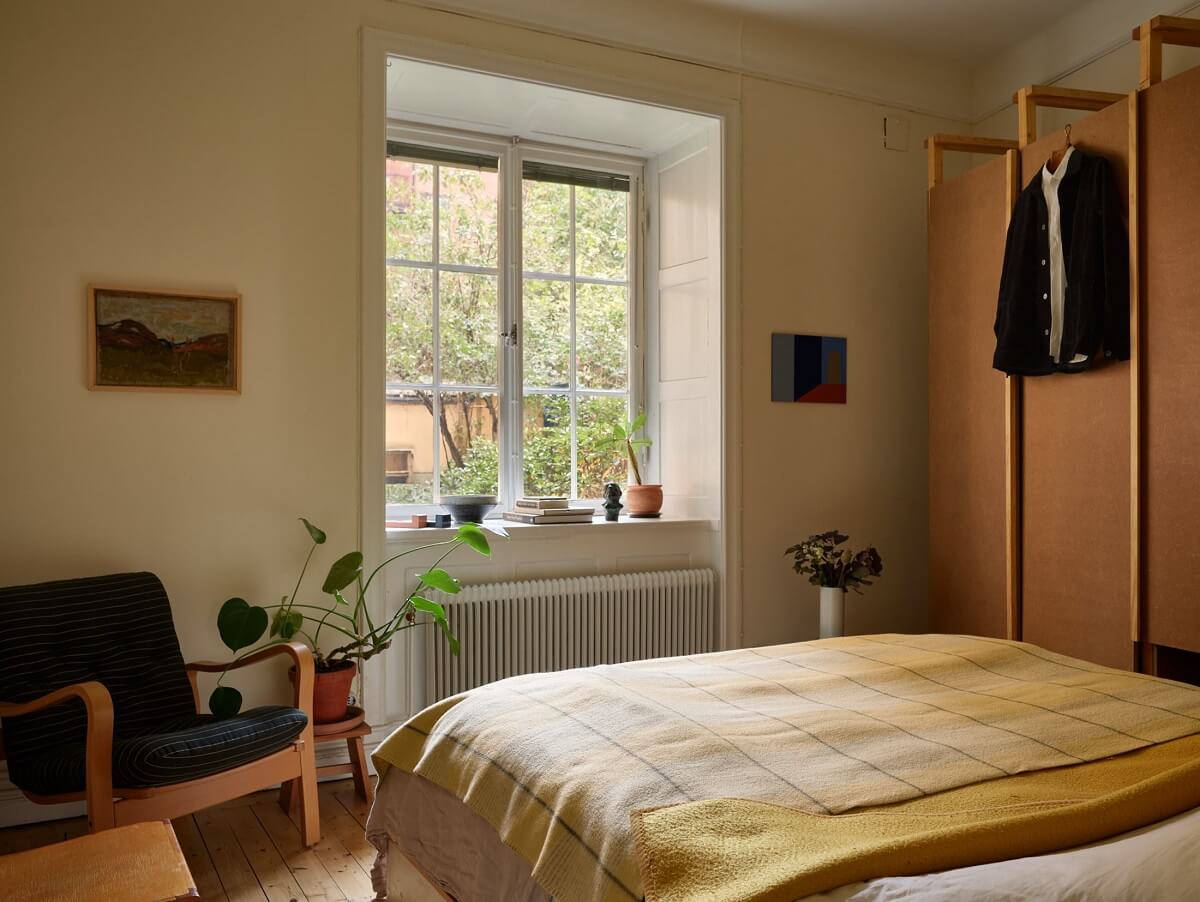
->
[217,598,268,653]
[419,568,461,595]
[322,551,363,594]
[300,517,327,544]
[209,686,243,719]
[271,609,303,640]
[455,523,492,555]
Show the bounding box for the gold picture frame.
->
[87,284,241,393]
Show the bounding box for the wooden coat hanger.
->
[1047,124,1073,173]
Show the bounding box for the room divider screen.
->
[927,18,1200,678]
[1018,98,1134,671]
[927,154,1010,640]
[1143,63,1200,659]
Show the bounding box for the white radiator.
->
[424,568,715,705]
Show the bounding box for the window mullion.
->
[569,185,579,502]
[502,142,523,508]
[431,164,442,504]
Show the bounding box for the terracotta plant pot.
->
[625,483,663,518]
[291,660,357,724]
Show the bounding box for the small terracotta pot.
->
[625,483,663,517]
[291,660,357,724]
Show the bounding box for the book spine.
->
[502,512,594,524]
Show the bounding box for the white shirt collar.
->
[1041,145,1074,189]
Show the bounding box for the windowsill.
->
[385,514,715,545]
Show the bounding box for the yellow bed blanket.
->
[372,633,1200,901]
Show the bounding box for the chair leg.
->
[88,797,116,833]
[296,738,321,847]
[278,777,296,813]
[348,735,374,804]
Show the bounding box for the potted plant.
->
[211,517,501,723]
[597,412,661,517]
[784,531,882,638]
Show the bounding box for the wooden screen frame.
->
[923,134,1018,190]
[1133,16,1200,89]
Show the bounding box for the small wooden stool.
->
[0,820,195,901]
[280,721,374,812]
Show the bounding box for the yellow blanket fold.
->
[372,634,1200,902]
[633,735,1200,902]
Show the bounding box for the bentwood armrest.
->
[186,642,315,723]
[0,681,116,830]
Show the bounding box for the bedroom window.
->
[385,145,502,507]
[384,135,640,519]
[521,164,632,500]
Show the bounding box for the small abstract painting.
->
[771,333,847,404]
[88,285,240,392]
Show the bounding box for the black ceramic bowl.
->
[439,494,498,525]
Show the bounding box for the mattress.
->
[371,769,1200,901]
[368,634,1200,900]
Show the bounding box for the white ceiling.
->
[386,58,713,156]
[692,0,1098,65]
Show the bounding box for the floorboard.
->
[0,779,376,902]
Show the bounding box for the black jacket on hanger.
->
[992,147,1129,376]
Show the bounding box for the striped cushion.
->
[0,572,306,795]
[18,706,308,794]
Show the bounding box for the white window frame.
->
[385,122,644,519]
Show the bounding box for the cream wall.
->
[0,0,965,707]
[739,78,960,643]
[972,3,1200,141]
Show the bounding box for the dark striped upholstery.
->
[18,706,308,795]
[0,572,307,793]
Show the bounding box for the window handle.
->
[501,323,519,348]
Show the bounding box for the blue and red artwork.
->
[771,333,847,404]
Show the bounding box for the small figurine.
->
[602,482,623,522]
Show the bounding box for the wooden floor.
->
[0,779,379,902]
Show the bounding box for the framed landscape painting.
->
[87,285,241,392]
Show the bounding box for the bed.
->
[366,634,1200,901]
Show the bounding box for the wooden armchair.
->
[0,572,319,846]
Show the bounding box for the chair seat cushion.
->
[17,706,307,796]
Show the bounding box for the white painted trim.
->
[387,0,972,122]
[361,29,389,722]
[361,25,743,713]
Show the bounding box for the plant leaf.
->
[334,589,349,606]
[411,595,447,621]
[322,551,363,593]
[629,411,647,433]
[437,617,460,656]
[279,610,303,640]
[300,517,327,545]
[420,568,461,594]
[455,523,492,555]
[217,598,268,653]
[269,608,283,638]
[209,685,243,718]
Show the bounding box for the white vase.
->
[819,586,845,639]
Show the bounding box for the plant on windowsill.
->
[211,517,503,723]
[785,531,883,640]
[596,412,661,517]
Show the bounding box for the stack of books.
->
[503,497,596,525]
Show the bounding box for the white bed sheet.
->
[807,805,1200,901]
